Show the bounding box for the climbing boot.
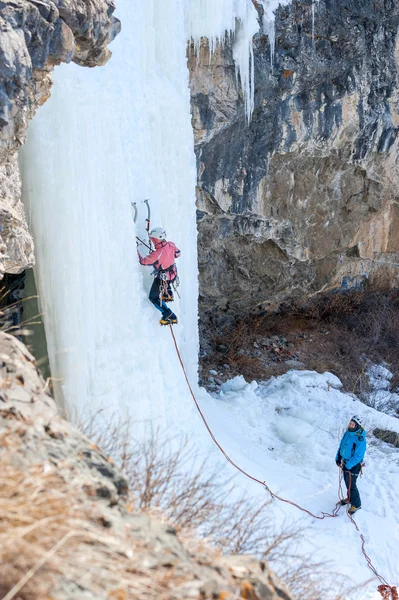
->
[348,505,361,515]
[160,314,178,326]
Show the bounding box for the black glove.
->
[335,459,341,467]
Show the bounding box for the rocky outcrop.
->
[0,331,294,600]
[190,0,399,321]
[0,0,120,277]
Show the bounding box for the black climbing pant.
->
[149,277,173,318]
[343,464,361,508]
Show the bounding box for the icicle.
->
[263,17,276,69]
[259,1,290,71]
[312,0,315,47]
[187,0,259,122]
[232,13,258,122]
[311,0,320,49]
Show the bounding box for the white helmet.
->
[351,415,364,429]
[149,227,166,240]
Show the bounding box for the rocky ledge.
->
[0,330,294,600]
[0,0,120,277]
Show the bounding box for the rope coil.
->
[169,325,398,599]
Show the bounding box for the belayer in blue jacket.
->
[335,415,366,515]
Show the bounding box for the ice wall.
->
[20,0,272,434]
[21,1,198,432]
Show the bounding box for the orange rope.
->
[169,325,398,599]
[345,474,397,598]
[170,325,339,519]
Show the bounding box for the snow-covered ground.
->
[195,370,399,600]
[366,363,399,417]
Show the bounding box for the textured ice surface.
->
[20,0,285,426]
[21,2,201,431]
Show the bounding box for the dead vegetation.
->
[0,448,171,600]
[201,290,399,403]
[82,417,356,600]
[0,421,352,600]
[83,420,296,558]
[0,401,360,600]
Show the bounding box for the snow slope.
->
[199,370,399,599]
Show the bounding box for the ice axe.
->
[132,200,152,250]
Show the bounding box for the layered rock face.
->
[0,0,120,277]
[190,0,399,320]
[0,331,294,600]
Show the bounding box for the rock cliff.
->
[0,0,120,277]
[0,331,294,600]
[190,0,399,321]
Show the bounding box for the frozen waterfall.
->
[20,0,261,431]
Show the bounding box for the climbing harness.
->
[159,279,173,304]
[169,325,398,599]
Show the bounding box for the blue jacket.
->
[336,427,367,470]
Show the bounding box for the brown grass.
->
[0,412,360,600]
[201,290,399,401]
[82,419,358,600]
[0,438,171,600]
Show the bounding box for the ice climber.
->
[335,415,366,515]
[137,227,180,325]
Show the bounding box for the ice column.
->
[19,0,282,437]
[21,1,199,433]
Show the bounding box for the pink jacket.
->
[138,241,180,280]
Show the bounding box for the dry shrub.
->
[304,290,399,396]
[0,285,42,338]
[302,322,366,391]
[279,557,372,600]
[204,290,399,400]
[304,290,367,321]
[0,441,172,600]
[227,354,263,379]
[82,418,356,600]
[82,419,290,558]
[0,464,70,599]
